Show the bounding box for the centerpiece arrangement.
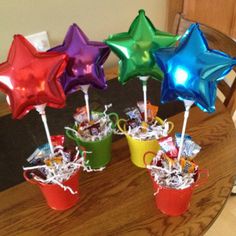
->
[0,9,235,215]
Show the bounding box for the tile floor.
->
[206,196,236,236]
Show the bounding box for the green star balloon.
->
[105,9,180,85]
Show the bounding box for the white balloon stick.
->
[177,100,194,161]
[35,104,54,156]
[80,85,91,122]
[139,76,149,122]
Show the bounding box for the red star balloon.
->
[0,35,68,119]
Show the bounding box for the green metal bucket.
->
[66,113,118,169]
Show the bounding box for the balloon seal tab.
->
[139,9,145,15]
[139,76,148,86]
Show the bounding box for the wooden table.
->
[0,100,236,236]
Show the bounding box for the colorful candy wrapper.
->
[158,136,178,159]
[147,103,158,121]
[125,107,142,121]
[180,158,198,173]
[74,106,88,123]
[68,105,115,142]
[175,133,201,159]
[51,135,65,147]
[127,118,140,129]
[88,123,101,136]
[27,143,51,164]
[147,151,197,190]
[137,101,158,122]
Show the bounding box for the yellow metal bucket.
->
[117,117,174,168]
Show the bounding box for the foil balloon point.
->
[153,24,236,113]
[49,23,110,95]
[105,9,179,85]
[0,35,68,119]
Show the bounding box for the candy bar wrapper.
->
[124,107,142,121]
[127,118,140,129]
[180,158,198,173]
[158,136,178,159]
[74,106,88,123]
[88,123,101,136]
[137,101,158,122]
[148,152,196,190]
[27,143,51,165]
[175,133,201,159]
[147,103,158,121]
[71,105,115,142]
[51,135,65,147]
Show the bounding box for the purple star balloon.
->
[48,23,110,95]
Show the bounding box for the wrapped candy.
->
[73,106,88,123]
[137,101,158,122]
[158,136,178,158]
[67,105,115,142]
[147,150,197,190]
[124,103,169,140]
[175,133,201,160]
[147,134,201,190]
[24,142,104,194]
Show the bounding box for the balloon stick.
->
[177,100,194,161]
[35,104,54,155]
[80,85,91,122]
[139,76,149,122]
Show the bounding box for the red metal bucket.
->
[24,170,80,211]
[144,151,209,216]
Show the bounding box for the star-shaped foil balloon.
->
[0,35,68,119]
[105,9,179,85]
[49,23,111,95]
[153,24,236,113]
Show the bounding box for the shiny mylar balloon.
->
[0,35,68,119]
[105,9,179,85]
[49,23,110,95]
[153,24,236,113]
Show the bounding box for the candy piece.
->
[147,103,158,121]
[175,133,201,159]
[137,101,158,122]
[179,158,198,173]
[51,135,65,147]
[147,152,196,189]
[27,143,51,164]
[125,107,142,121]
[74,106,88,123]
[137,101,145,116]
[175,133,191,142]
[127,118,140,129]
[161,153,175,170]
[88,123,101,136]
[71,105,115,142]
[141,121,148,133]
[158,136,178,158]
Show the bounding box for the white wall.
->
[0,0,168,101]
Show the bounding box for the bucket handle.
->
[194,169,209,188]
[117,118,128,135]
[65,127,78,141]
[143,151,156,166]
[167,121,174,134]
[23,170,39,185]
[108,112,119,129]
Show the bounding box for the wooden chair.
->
[172,13,236,116]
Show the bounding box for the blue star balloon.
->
[153,24,236,113]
